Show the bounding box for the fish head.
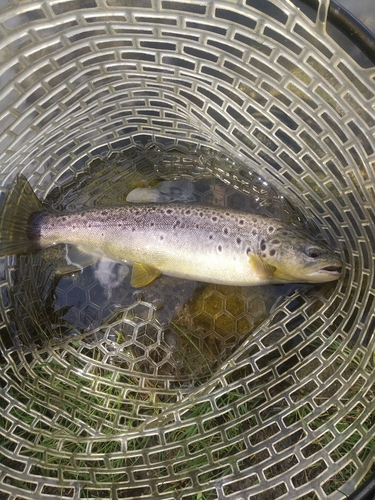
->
[260,228,342,283]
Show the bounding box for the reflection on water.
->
[9,143,326,383]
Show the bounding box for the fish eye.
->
[307,248,321,259]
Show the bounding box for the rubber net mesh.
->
[0,0,374,499]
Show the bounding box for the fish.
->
[0,175,342,288]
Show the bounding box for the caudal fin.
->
[0,175,43,257]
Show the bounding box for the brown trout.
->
[0,175,342,287]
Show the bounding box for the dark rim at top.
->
[300,0,375,64]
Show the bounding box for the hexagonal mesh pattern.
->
[0,0,374,499]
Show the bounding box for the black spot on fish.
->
[160,236,164,240]
[252,229,257,236]
[223,228,229,235]
[261,243,266,251]
[269,226,274,232]
[209,235,213,240]
[150,222,155,227]
[166,209,173,214]
[218,245,222,252]
[101,211,108,216]
[199,212,204,217]
[185,209,191,215]
[239,219,244,225]
[272,239,280,245]
[236,237,241,245]
[212,216,218,222]
[270,249,276,256]
[246,247,251,254]
[62,217,66,222]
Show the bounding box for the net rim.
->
[299,0,375,64]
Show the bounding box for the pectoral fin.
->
[248,253,276,279]
[131,262,161,287]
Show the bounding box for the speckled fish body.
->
[0,175,342,287]
[31,204,287,286]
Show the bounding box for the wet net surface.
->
[0,0,374,499]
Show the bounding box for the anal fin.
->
[131,262,161,287]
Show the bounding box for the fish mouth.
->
[319,265,342,274]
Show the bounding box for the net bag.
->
[0,0,374,499]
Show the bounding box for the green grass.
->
[2,338,373,498]
[170,321,214,376]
